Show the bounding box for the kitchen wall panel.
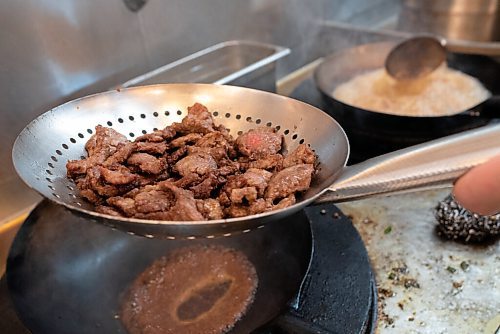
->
[0,0,148,221]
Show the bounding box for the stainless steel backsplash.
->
[0,0,398,221]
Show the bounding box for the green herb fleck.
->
[388,272,396,280]
[384,225,392,234]
[446,266,457,274]
[460,261,469,271]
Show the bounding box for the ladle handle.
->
[318,124,500,203]
[444,38,500,57]
[361,28,500,56]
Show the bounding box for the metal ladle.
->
[385,36,447,81]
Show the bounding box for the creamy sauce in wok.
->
[333,65,490,116]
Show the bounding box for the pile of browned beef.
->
[66,103,316,221]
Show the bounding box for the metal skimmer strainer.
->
[12,84,500,239]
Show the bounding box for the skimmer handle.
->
[317,124,500,203]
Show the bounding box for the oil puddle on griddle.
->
[120,245,258,334]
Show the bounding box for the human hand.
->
[453,155,500,216]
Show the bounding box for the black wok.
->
[314,41,500,156]
[7,200,378,333]
[6,200,312,334]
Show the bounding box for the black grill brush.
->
[435,194,499,243]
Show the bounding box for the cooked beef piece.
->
[224,199,270,218]
[110,182,204,221]
[230,187,258,204]
[123,188,141,198]
[173,166,226,199]
[173,173,203,189]
[283,144,316,168]
[265,164,315,201]
[188,131,237,161]
[224,187,296,217]
[167,146,189,165]
[156,182,205,221]
[67,103,317,221]
[135,127,176,143]
[127,153,166,175]
[79,188,101,204]
[219,169,272,206]
[235,169,273,196]
[169,133,202,148]
[134,187,175,214]
[135,141,168,155]
[249,168,273,187]
[67,125,129,177]
[96,205,123,217]
[174,152,217,177]
[214,123,232,136]
[99,165,137,185]
[236,127,283,159]
[174,103,215,134]
[106,184,175,217]
[135,132,163,143]
[196,199,224,220]
[272,194,296,210]
[239,154,283,171]
[217,159,241,176]
[218,192,231,207]
[190,173,225,199]
[107,196,137,217]
[135,172,168,187]
[197,130,233,148]
[103,142,136,166]
[66,160,90,178]
[86,125,128,156]
[83,166,128,198]
[188,146,227,163]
